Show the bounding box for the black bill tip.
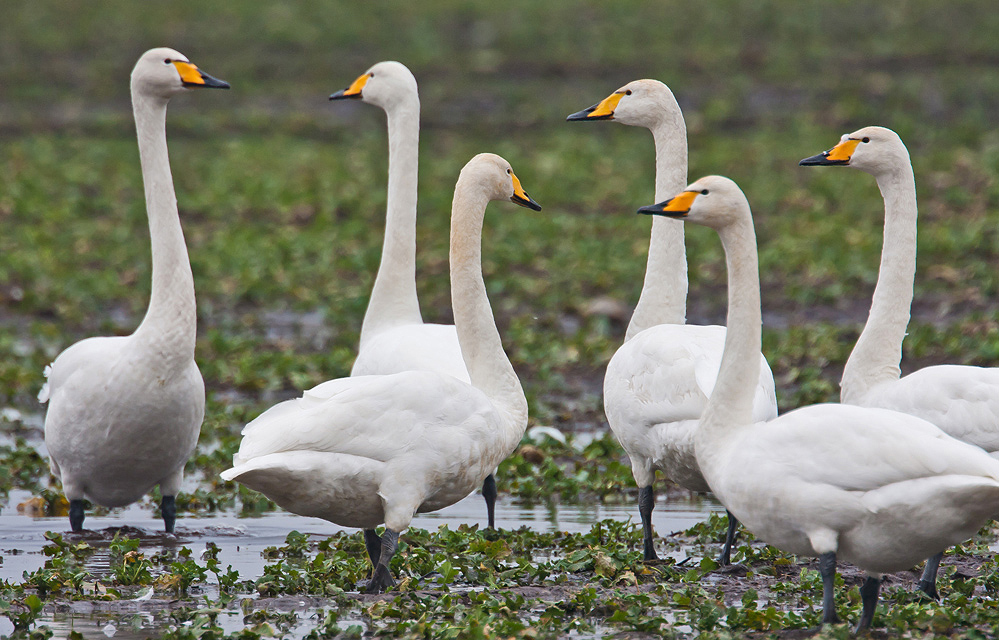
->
[799,152,845,166]
[566,104,611,122]
[329,88,360,101]
[637,203,684,218]
[512,194,543,211]
[189,72,230,89]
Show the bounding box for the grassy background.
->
[4,1,999,494]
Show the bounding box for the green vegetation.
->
[4,1,999,637]
[3,518,998,638]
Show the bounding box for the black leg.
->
[718,510,739,566]
[482,474,497,529]
[365,529,399,594]
[856,575,881,633]
[819,551,840,625]
[161,495,176,534]
[638,485,658,561]
[69,499,86,532]
[363,529,382,571]
[917,552,942,600]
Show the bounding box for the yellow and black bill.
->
[799,138,860,166]
[174,61,230,89]
[329,73,370,100]
[637,190,698,218]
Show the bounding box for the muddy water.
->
[0,490,722,639]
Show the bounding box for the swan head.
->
[329,61,418,110]
[131,48,229,98]
[799,126,910,176]
[637,175,747,230]
[567,79,680,129]
[460,153,542,211]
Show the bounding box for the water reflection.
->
[0,489,723,639]
[1,489,722,581]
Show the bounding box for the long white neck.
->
[131,90,197,367]
[694,213,761,472]
[625,114,688,340]
[449,186,529,431]
[359,95,423,346]
[840,164,917,403]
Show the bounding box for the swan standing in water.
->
[800,125,999,598]
[638,175,999,632]
[221,154,540,593]
[330,62,499,526]
[567,80,777,562]
[39,48,228,533]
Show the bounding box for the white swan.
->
[39,48,228,533]
[638,175,999,632]
[220,154,540,593]
[800,125,999,598]
[330,62,500,526]
[568,80,777,562]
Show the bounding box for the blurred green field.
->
[4,0,999,477]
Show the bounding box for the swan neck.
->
[841,165,917,403]
[626,116,688,340]
[697,215,761,443]
[359,97,422,345]
[449,183,528,430]
[131,90,197,364]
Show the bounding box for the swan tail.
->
[220,451,386,528]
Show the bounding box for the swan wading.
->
[330,62,499,526]
[568,80,777,563]
[638,175,999,632]
[800,125,999,599]
[39,48,228,533]
[220,154,540,593]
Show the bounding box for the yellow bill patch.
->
[825,138,861,163]
[588,91,625,118]
[343,73,371,97]
[511,172,530,200]
[662,190,699,213]
[172,61,205,85]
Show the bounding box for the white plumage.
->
[221,153,540,593]
[40,48,228,532]
[568,79,777,562]
[639,175,999,632]
[330,61,468,383]
[329,62,503,524]
[800,125,999,596]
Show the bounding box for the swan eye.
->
[507,168,511,174]
[163,59,172,64]
[701,189,709,195]
[625,89,632,95]
[862,137,870,143]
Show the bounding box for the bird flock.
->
[33,48,999,633]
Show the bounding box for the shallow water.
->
[0,489,723,581]
[0,489,722,639]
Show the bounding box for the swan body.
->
[800,126,999,596]
[639,176,999,631]
[569,80,777,561]
[603,324,776,494]
[40,48,228,533]
[222,154,540,592]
